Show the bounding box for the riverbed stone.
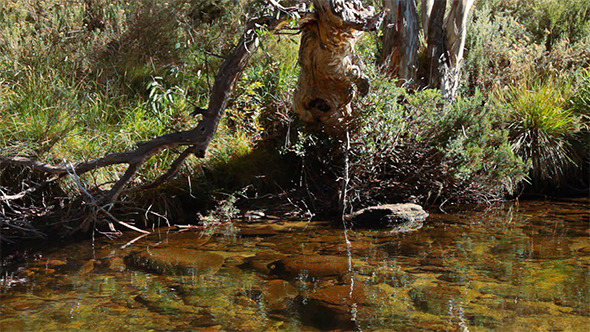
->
[345,203,428,231]
[236,226,278,238]
[409,284,464,315]
[125,248,224,276]
[268,255,350,280]
[238,251,286,274]
[297,283,380,330]
[264,279,298,312]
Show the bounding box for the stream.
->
[1,199,589,331]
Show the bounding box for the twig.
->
[97,206,150,234]
[120,233,149,249]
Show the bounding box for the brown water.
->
[1,199,589,331]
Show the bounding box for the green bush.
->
[465,1,590,92]
[349,82,527,204]
[283,72,528,208]
[495,80,586,186]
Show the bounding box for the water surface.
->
[1,199,589,331]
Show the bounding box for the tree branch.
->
[0,9,296,208]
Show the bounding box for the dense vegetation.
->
[1,0,588,240]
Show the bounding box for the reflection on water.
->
[1,199,589,331]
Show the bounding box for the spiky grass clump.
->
[497,82,584,185]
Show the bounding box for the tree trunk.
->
[441,0,475,98]
[293,0,385,135]
[425,0,447,89]
[421,0,434,34]
[380,0,420,87]
[380,0,475,99]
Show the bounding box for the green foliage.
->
[569,70,590,117]
[465,1,590,92]
[1,0,588,220]
[0,0,262,197]
[481,0,590,47]
[495,81,586,185]
[348,76,527,204]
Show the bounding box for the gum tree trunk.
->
[441,0,475,98]
[381,0,475,99]
[293,0,385,135]
[380,0,420,87]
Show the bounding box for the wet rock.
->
[576,246,590,255]
[381,241,428,258]
[345,203,428,231]
[465,312,501,329]
[298,284,375,330]
[125,248,224,276]
[238,252,285,274]
[437,271,472,283]
[190,309,220,328]
[264,279,298,312]
[529,236,572,259]
[479,284,521,300]
[237,226,278,238]
[409,285,464,315]
[268,255,350,280]
[107,257,127,272]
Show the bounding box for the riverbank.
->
[1,0,589,254]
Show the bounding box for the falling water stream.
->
[1,199,588,331]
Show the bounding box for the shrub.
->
[464,1,590,93]
[283,72,528,209]
[495,80,585,187]
[349,82,527,205]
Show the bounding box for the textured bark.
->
[293,0,385,135]
[380,0,420,86]
[425,0,447,89]
[441,0,475,98]
[421,0,434,34]
[380,0,475,98]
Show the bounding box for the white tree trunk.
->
[380,0,420,86]
[421,0,434,33]
[441,0,475,98]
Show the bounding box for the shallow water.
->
[1,199,589,331]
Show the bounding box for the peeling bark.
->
[293,0,384,135]
[380,0,475,99]
[441,0,475,98]
[1,1,388,238]
[425,0,447,89]
[380,0,420,86]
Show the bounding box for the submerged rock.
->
[238,252,286,274]
[268,255,350,280]
[345,203,428,231]
[297,283,379,330]
[409,285,464,315]
[125,248,224,276]
[264,279,298,312]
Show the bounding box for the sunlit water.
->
[1,199,589,331]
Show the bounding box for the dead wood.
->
[0,0,386,241]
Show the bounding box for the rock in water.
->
[268,255,350,280]
[345,203,428,231]
[125,248,224,276]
